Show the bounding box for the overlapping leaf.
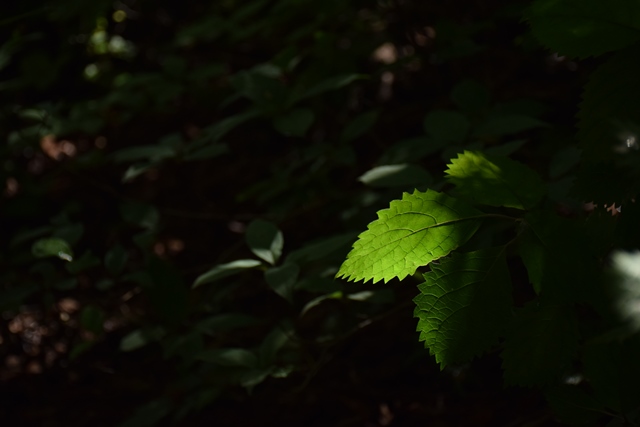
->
[413,247,513,367]
[336,190,483,284]
[527,0,640,58]
[445,151,545,209]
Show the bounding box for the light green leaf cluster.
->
[445,151,545,209]
[336,189,483,284]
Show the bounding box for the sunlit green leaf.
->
[336,189,483,284]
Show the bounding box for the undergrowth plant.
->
[337,0,640,424]
[2,0,640,425]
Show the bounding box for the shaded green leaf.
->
[119,201,159,230]
[300,291,343,316]
[484,139,527,157]
[358,164,432,188]
[65,251,101,274]
[273,108,315,137]
[245,219,283,265]
[549,147,582,179]
[445,150,546,209]
[195,313,260,336]
[183,143,228,161]
[259,321,293,366]
[196,348,258,368]
[191,109,261,149]
[378,137,445,164]
[265,262,300,302]
[517,228,545,294]
[336,189,483,284]
[105,244,128,276]
[346,289,394,304]
[80,305,105,335]
[240,367,275,391]
[120,327,165,352]
[292,73,365,104]
[414,247,513,367]
[31,237,73,261]
[117,398,172,427]
[122,162,154,183]
[287,232,357,264]
[112,144,175,163]
[192,259,262,288]
[340,110,379,142]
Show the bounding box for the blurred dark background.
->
[0,0,587,425]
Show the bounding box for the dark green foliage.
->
[3,0,640,425]
[414,248,512,367]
